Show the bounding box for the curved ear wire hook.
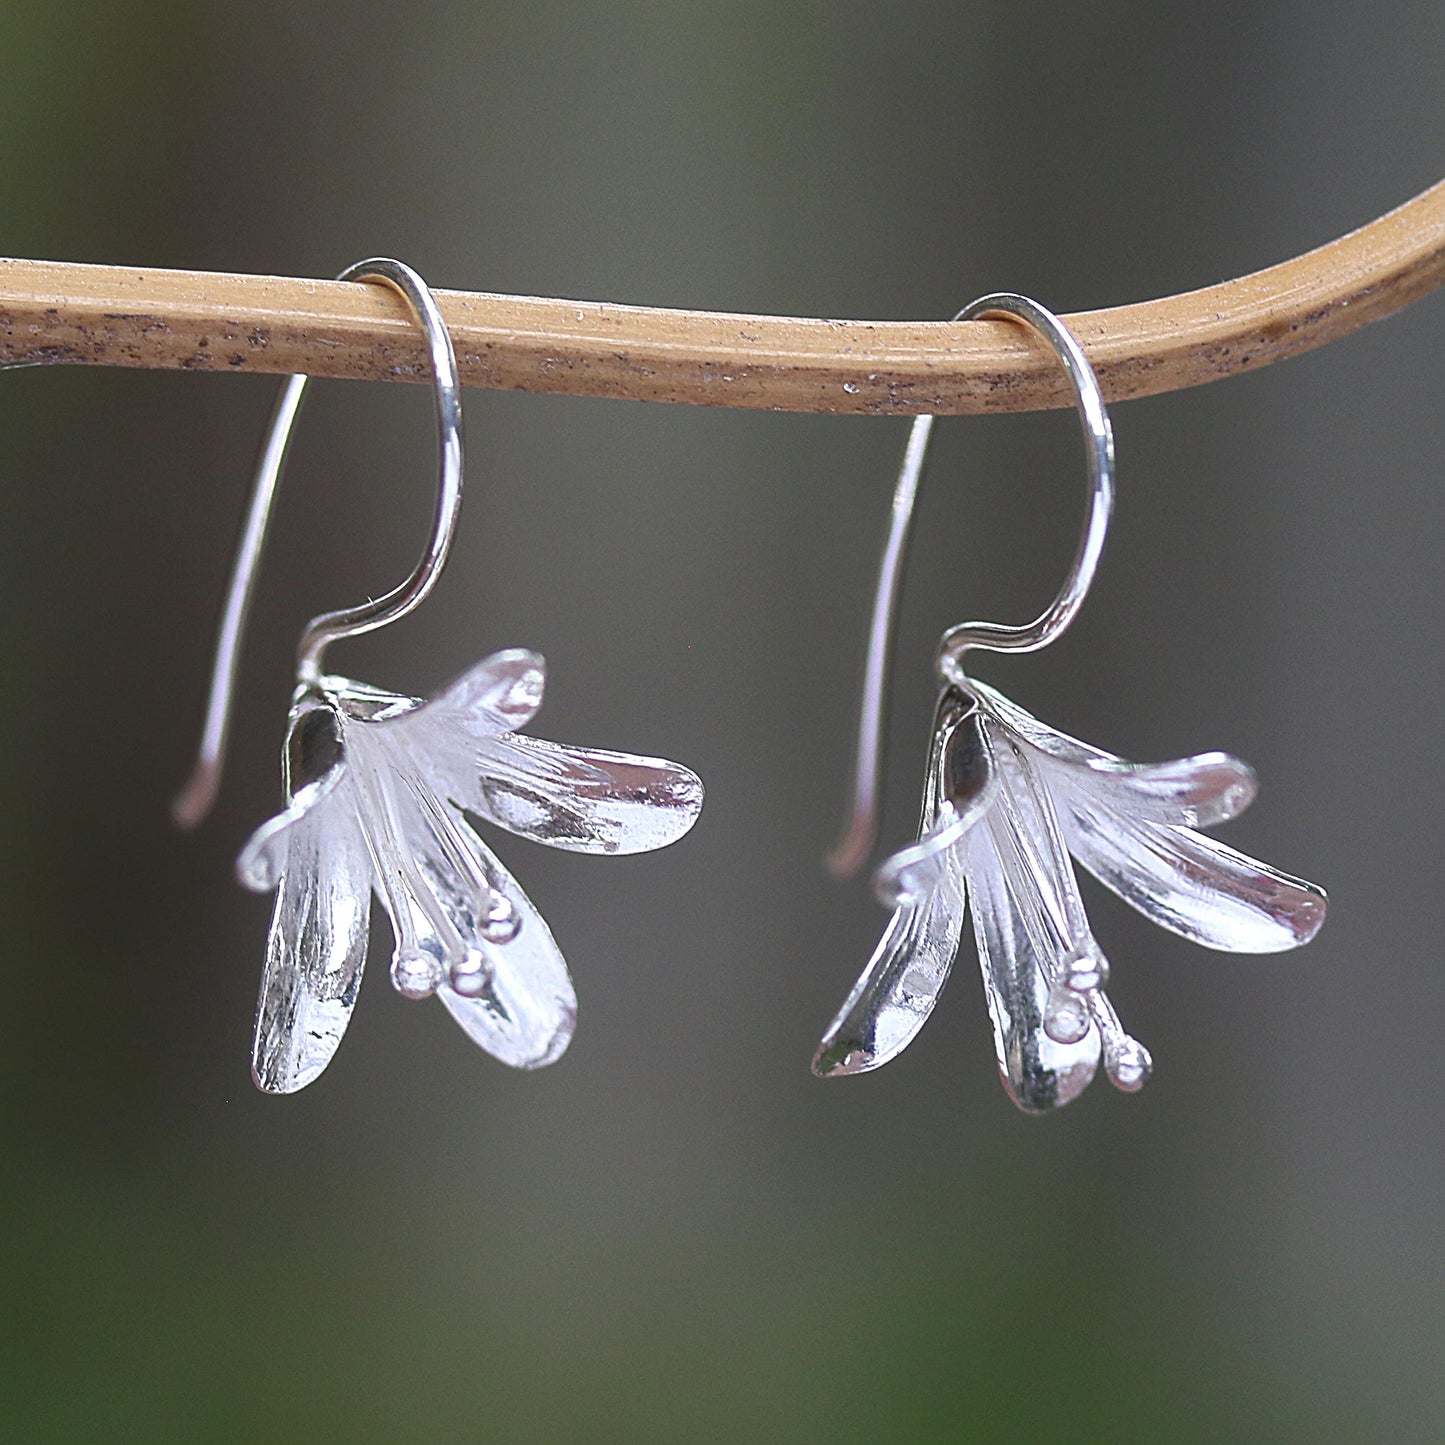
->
[173,257,464,830]
[827,293,1114,877]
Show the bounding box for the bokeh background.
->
[2,4,1443,1440]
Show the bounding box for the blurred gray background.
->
[2,3,1442,1440]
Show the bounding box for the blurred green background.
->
[2,3,1443,1440]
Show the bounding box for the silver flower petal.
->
[250,804,372,1095]
[970,680,1258,828]
[433,732,705,855]
[345,720,578,1062]
[331,680,517,989]
[972,679,1324,950]
[368,648,705,856]
[815,693,988,1077]
[236,693,354,891]
[355,693,580,1069]
[381,648,547,743]
[354,735,577,1067]
[1058,795,1327,953]
[436,833,577,1070]
[967,721,1103,1112]
[813,856,968,1078]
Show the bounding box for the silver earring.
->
[176,258,703,1095]
[817,294,1325,1112]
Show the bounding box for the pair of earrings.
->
[178,264,1326,1112]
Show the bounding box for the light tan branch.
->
[3,179,1443,414]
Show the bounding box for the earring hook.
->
[173,257,464,830]
[827,293,1114,877]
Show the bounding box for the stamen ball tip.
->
[447,946,494,997]
[1044,989,1093,1045]
[1065,947,1109,992]
[1106,1040,1153,1093]
[390,948,441,1000]
[480,899,521,945]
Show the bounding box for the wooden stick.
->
[3,179,1443,415]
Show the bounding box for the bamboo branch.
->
[3,179,1443,414]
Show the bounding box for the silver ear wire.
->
[827,294,1114,877]
[174,257,464,830]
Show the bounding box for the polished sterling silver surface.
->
[239,650,702,1093]
[817,679,1327,1110]
[813,690,985,1079]
[175,259,705,1094]
[820,294,1325,1111]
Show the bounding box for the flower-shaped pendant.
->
[239,648,703,1093]
[815,678,1325,1111]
